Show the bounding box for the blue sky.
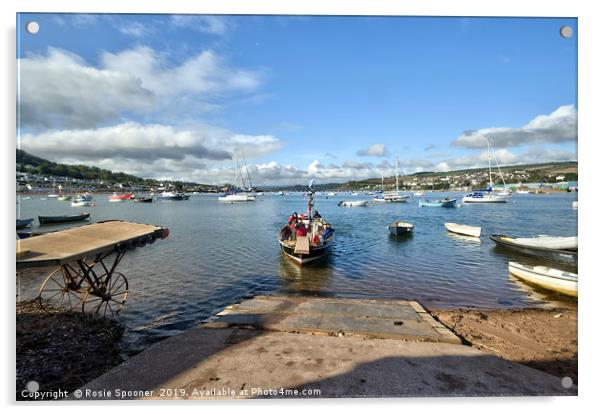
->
[17,14,577,185]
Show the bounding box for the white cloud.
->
[452,105,577,149]
[18,46,263,129]
[20,122,231,162]
[101,46,261,98]
[18,48,154,129]
[170,15,233,35]
[116,21,151,38]
[357,143,389,157]
[20,122,285,181]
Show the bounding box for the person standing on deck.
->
[296,222,307,238]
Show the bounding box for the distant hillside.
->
[337,161,577,190]
[15,149,217,191]
[17,149,149,184]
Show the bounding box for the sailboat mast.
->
[490,140,507,189]
[395,157,399,192]
[487,139,493,190]
[241,152,253,190]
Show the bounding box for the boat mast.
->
[241,151,253,191]
[487,138,493,190]
[395,157,399,193]
[489,140,507,190]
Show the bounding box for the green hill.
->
[17,149,149,184]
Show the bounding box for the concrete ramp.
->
[204,296,460,344]
[79,295,576,399]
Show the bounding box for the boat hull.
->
[508,262,577,298]
[218,194,255,202]
[490,235,578,267]
[444,223,481,238]
[38,213,90,225]
[388,222,414,236]
[339,200,368,207]
[71,201,93,207]
[279,239,332,266]
[462,193,508,203]
[419,199,456,208]
[16,218,34,229]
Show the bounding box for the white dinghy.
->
[510,235,577,251]
[508,262,577,298]
[338,200,368,207]
[444,223,481,238]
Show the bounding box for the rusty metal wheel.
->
[82,272,129,317]
[38,266,86,312]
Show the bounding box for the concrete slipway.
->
[80,296,576,399]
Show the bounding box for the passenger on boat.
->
[296,223,307,237]
[288,212,299,224]
[313,234,320,245]
[313,210,322,219]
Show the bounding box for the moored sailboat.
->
[373,158,409,203]
[462,138,510,204]
[219,151,257,203]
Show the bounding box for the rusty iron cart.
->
[16,220,169,317]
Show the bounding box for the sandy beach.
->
[430,307,577,383]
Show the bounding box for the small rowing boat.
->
[444,222,481,238]
[109,193,134,202]
[490,235,577,267]
[505,235,577,251]
[17,218,34,229]
[508,261,577,298]
[134,197,154,203]
[338,200,368,207]
[388,221,414,236]
[71,200,93,207]
[419,198,456,208]
[38,212,90,225]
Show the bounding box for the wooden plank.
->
[294,236,310,255]
[16,220,163,267]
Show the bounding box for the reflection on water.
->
[17,191,578,353]
[278,255,334,295]
[445,232,482,244]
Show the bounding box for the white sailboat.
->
[219,151,256,203]
[373,158,409,203]
[462,138,510,204]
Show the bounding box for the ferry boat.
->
[278,181,334,266]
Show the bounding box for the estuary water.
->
[17,191,578,353]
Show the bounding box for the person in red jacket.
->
[296,222,307,237]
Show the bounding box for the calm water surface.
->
[17,191,578,353]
